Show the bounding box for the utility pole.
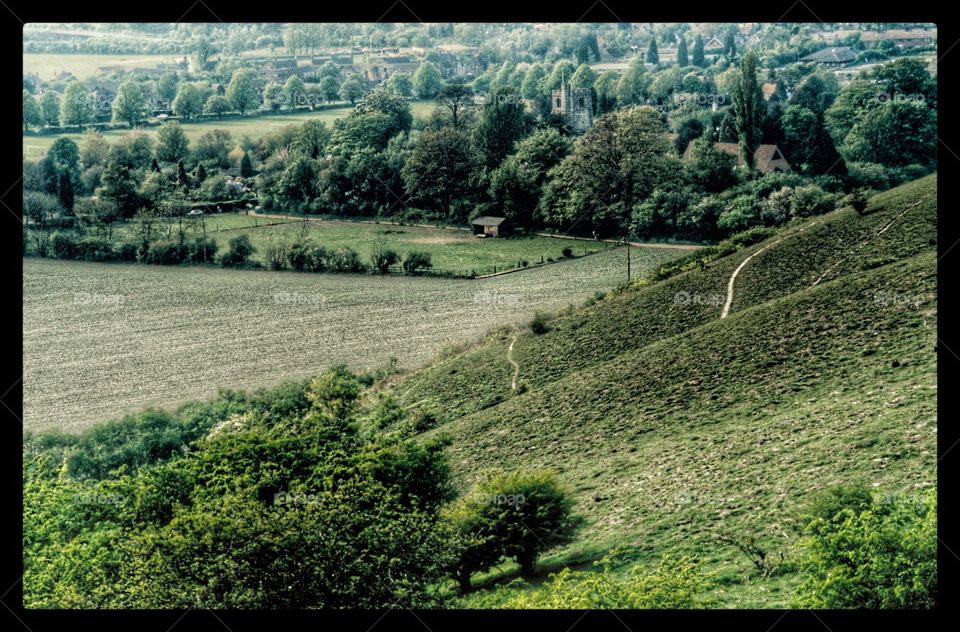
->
[627,241,631,282]
[201,215,207,262]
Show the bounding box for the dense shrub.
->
[561,246,573,258]
[50,232,79,259]
[402,251,432,274]
[142,241,188,265]
[794,488,936,609]
[446,469,582,590]
[470,555,714,608]
[220,234,255,267]
[529,311,552,334]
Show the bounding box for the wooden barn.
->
[471,216,511,237]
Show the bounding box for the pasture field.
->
[23,101,441,161]
[180,217,647,276]
[22,246,670,433]
[23,52,180,80]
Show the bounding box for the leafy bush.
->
[402,251,432,274]
[76,237,115,261]
[790,184,835,218]
[328,247,365,273]
[116,242,139,261]
[561,246,573,258]
[185,237,218,264]
[142,241,188,265]
[794,488,936,609]
[845,188,870,215]
[446,469,582,590]
[50,232,79,259]
[529,311,552,334]
[371,248,400,274]
[220,234,255,267]
[470,555,714,609]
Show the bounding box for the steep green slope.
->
[382,175,936,431]
[370,175,937,607]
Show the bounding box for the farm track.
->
[507,334,520,391]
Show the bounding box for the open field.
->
[22,246,669,433]
[153,217,655,276]
[23,52,180,80]
[23,101,440,161]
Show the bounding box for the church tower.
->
[551,82,593,134]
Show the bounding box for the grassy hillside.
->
[370,175,937,607]
[381,175,936,427]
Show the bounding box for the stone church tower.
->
[551,82,593,134]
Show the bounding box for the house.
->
[800,47,858,67]
[703,36,726,58]
[471,216,510,237]
[761,81,788,102]
[683,141,792,174]
[859,28,936,49]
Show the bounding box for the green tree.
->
[112,81,147,127]
[472,88,531,171]
[172,83,204,120]
[80,129,111,168]
[284,75,306,108]
[647,36,660,65]
[157,73,179,106]
[402,127,480,220]
[732,50,765,170]
[412,61,443,99]
[97,160,141,217]
[435,83,476,130]
[386,72,413,97]
[684,138,738,193]
[780,105,845,175]
[276,156,317,208]
[677,37,689,67]
[318,76,340,102]
[39,91,60,127]
[263,82,284,110]
[353,87,413,139]
[570,64,597,90]
[204,94,232,117]
[226,69,259,115]
[616,56,650,105]
[692,34,706,67]
[291,120,331,159]
[723,30,737,59]
[338,75,366,105]
[239,152,254,178]
[220,234,255,267]
[156,122,189,164]
[23,91,42,130]
[841,100,936,167]
[521,63,547,99]
[448,469,581,589]
[60,81,94,127]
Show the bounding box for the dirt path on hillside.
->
[508,334,520,391]
[720,221,819,320]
